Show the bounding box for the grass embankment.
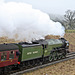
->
[23,59,75,75]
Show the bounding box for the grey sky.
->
[4,0,75,15]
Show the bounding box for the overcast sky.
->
[3,0,75,15]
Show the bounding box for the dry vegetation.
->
[64,33,75,52]
[45,35,60,39]
[0,36,20,44]
[23,59,75,75]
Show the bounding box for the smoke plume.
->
[0,2,65,42]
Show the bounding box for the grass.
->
[65,30,75,33]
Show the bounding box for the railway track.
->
[10,52,75,75]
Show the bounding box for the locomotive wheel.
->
[29,60,35,67]
[54,56,58,60]
[60,50,66,58]
[43,57,47,64]
[28,61,32,67]
[37,59,41,65]
[58,55,62,59]
[0,68,4,74]
[22,62,26,68]
[62,53,66,58]
[24,61,29,68]
[32,60,35,66]
[49,54,53,62]
[19,64,23,70]
[53,52,58,60]
[2,66,9,74]
[61,54,64,58]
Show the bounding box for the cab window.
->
[1,52,7,61]
[9,51,14,59]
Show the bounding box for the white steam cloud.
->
[0,2,65,42]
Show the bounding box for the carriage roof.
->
[0,43,19,51]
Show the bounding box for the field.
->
[64,33,75,52]
[23,59,75,75]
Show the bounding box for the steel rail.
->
[10,52,75,75]
[67,52,75,55]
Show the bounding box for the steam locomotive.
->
[0,38,69,74]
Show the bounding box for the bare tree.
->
[64,10,75,29]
